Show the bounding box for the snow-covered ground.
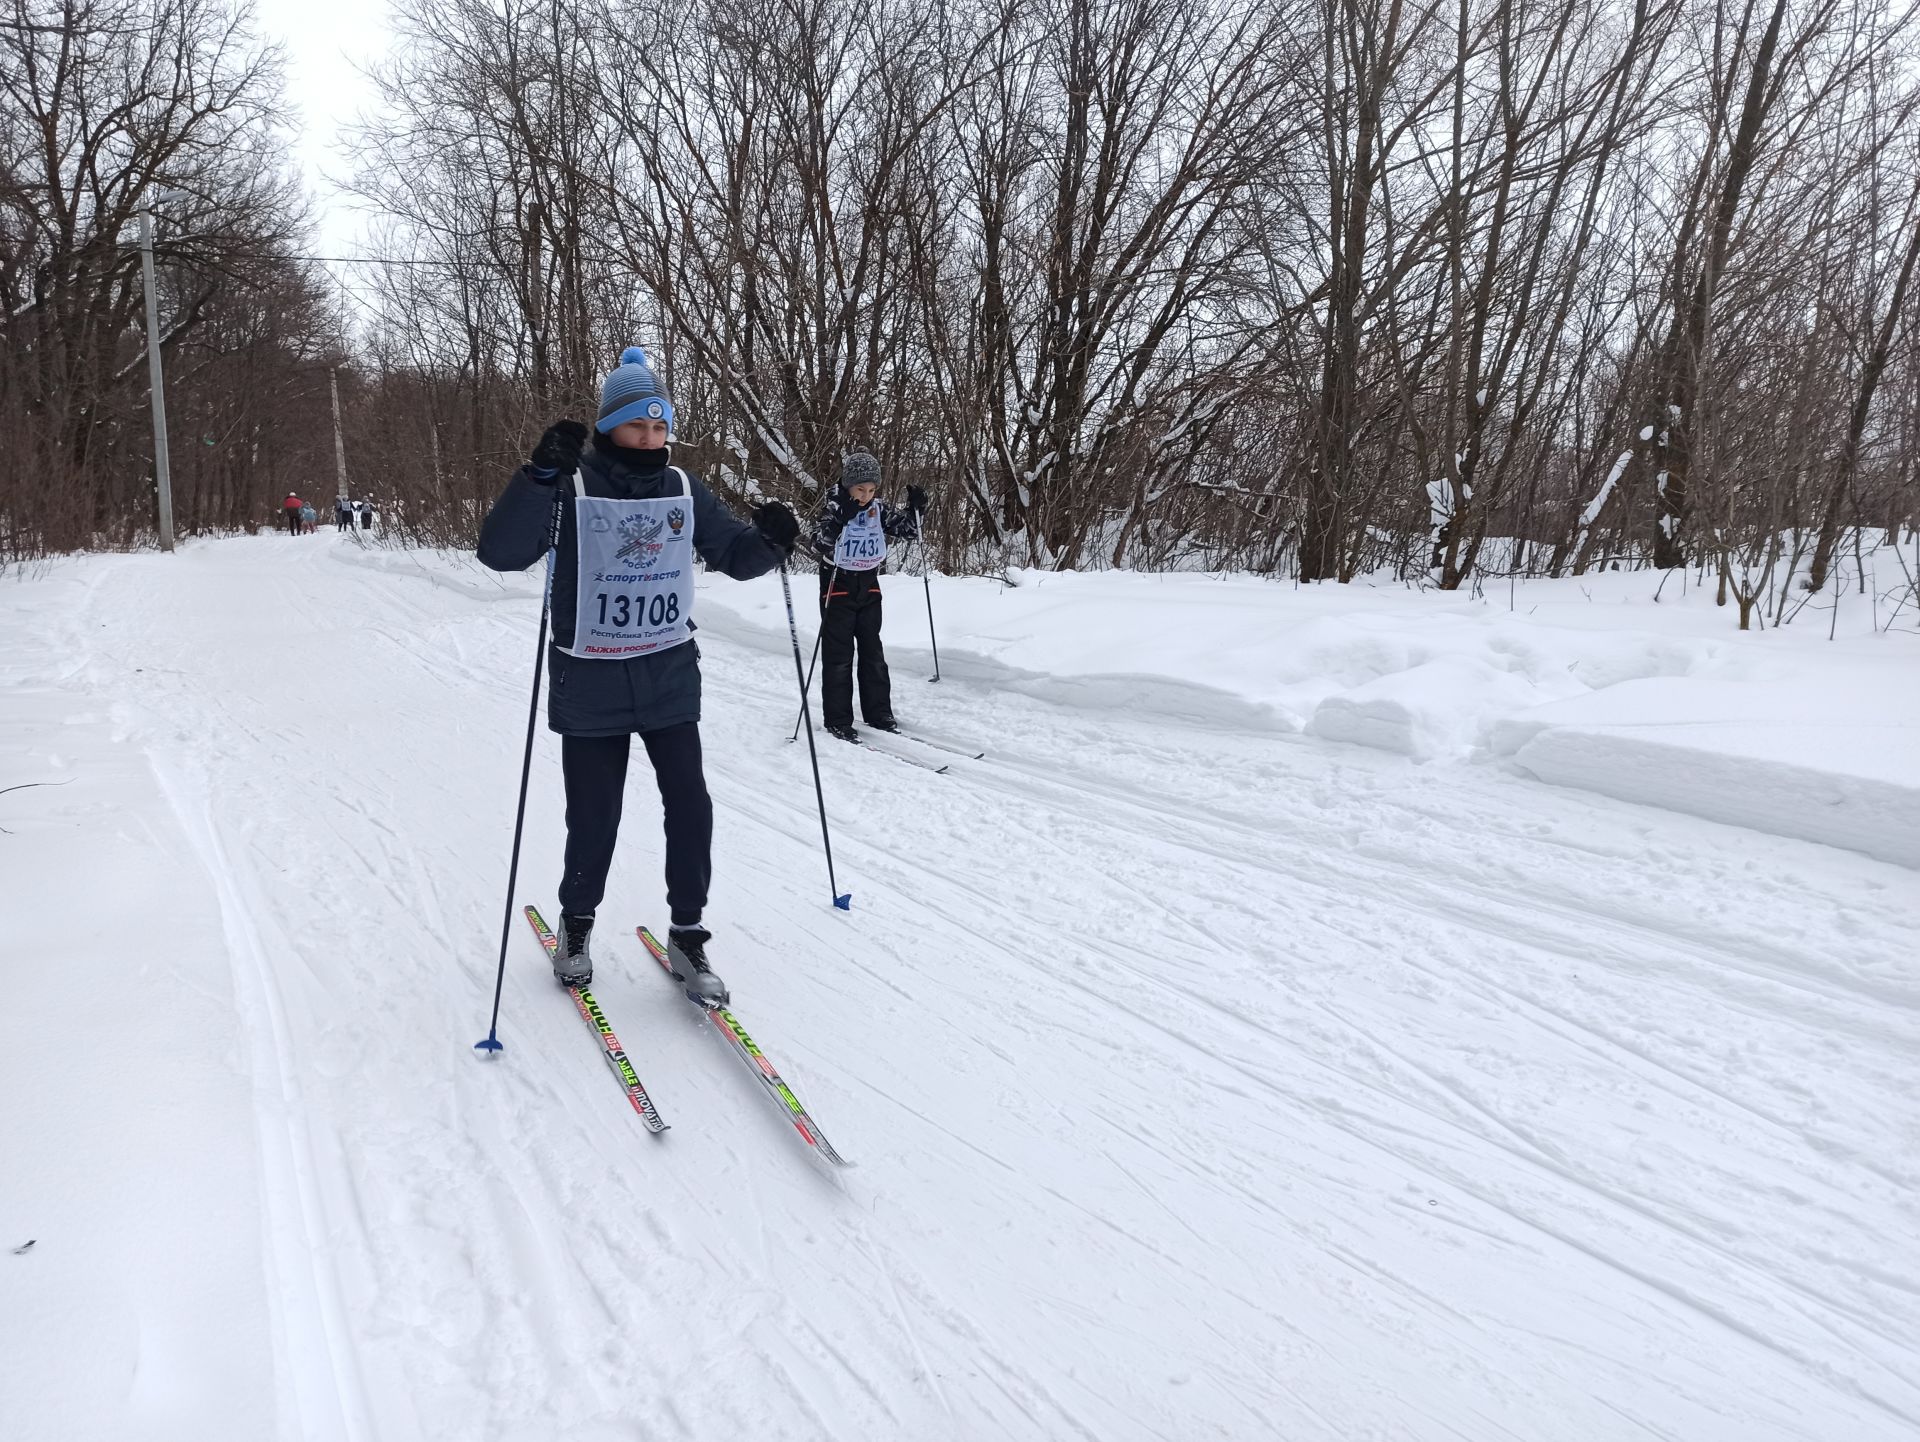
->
[3,531,1916,1442]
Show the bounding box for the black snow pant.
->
[557,723,712,928]
[283,510,301,535]
[820,569,892,730]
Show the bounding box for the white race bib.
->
[566,470,696,659]
[833,502,888,572]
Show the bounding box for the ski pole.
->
[788,629,822,742]
[778,558,852,910]
[476,491,565,1054]
[917,503,942,682]
[789,563,841,742]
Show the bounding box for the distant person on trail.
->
[336,498,353,529]
[281,492,305,536]
[300,503,317,533]
[476,346,800,1003]
[359,501,375,531]
[810,450,925,742]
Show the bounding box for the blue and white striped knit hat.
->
[597,346,674,433]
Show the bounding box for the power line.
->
[292,253,472,269]
[141,248,481,269]
[143,243,523,271]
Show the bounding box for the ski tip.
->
[473,1036,504,1055]
[834,892,853,911]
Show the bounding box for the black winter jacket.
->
[477,435,784,735]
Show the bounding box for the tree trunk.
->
[1805,180,1920,593]
[1652,0,1789,569]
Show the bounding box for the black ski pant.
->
[819,570,892,730]
[283,510,301,535]
[557,723,711,928]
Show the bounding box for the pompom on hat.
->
[598,346,674,434]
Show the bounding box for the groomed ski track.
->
[4,531,1916,1442]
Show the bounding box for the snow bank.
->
[1492,674,1920,869]
[334,539,1920,867]
[696,557,1920,867]
[700,567,1714,752]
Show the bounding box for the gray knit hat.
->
[842,449,881,488]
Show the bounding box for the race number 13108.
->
[594,591,680,628]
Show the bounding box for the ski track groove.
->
[860,789,1920,1423]
[741,713,1920,1424]
[888,713,1920,1361]
[146,751,385,1442]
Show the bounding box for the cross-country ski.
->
[523,905,668,1132]
[638,927,852,1167]
[886,730,986,762]
[833,728,951,774]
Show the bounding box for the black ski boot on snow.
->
[826,723,860,743]
[667,926,729,1007]
[554,912,594,988]
[868,717,900,734]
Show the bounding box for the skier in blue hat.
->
[477,347,800,1004]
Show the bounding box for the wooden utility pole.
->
[138,206,175,552]
[330,366,351,502]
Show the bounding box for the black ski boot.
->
[868,717,900,734]
[554,911,594,988]
[826,723,860,743]
[667,926,729,1007]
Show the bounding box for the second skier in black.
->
[810,449,925,742]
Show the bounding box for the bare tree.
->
[0,0,319,557]
[308,0,1920,615]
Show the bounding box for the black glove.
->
[906,485,928,515]
[753,501,799,554]
[529,420,589,478]
[826,486,862,522]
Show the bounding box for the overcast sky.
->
[252,0,391,257]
